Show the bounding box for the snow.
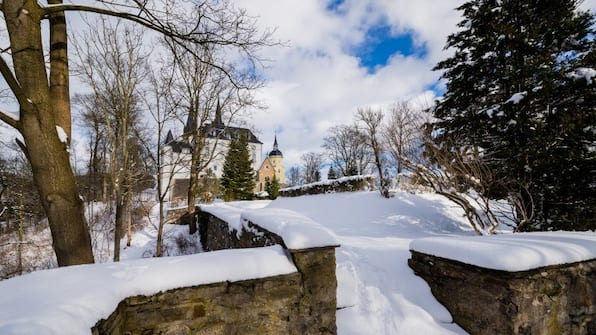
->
[280,174,373,192]
[569,67,596,83]
[241,208,339,250]
[55,125,68,144]
[201,203,339,249]
[200,202,244,233]
[2,190,593,334]
[264,191,475,334]
[0,245,296,335]
[505,91,527,104]
[410,231,596,272]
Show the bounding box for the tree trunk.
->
[156,201,165,257]
[4,2,94,266]
[187,112,201,212]
[113,187,124,262]
[187,147,200,211]
[126,195,132,247]
[17,194,24,276]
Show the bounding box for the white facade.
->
[160,133,262,202]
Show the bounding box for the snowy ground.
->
[1,189,595,334]
[262,191,475,334]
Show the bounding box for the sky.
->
[239,0,463,169]
[0,0,594,172]
[236,0,596,169]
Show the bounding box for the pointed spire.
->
[184,111,196,135]
[164,129,174,144]
[214,99,223,126]
[273,133,279,151]
[268,132,283,157]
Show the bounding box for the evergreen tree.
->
[327,166,337,180]
[266,175,280,200]
[433,0,595,230]
[220,133,256,201]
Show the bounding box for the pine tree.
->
[433,0,595,230]
[266,175,280,200]
[235,133,256,200]
[220,138,240,201]
[220,133,256,201]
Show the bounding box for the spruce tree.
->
[235,133,256,200]
[220,137,240,201]
[433,0,595,230]
[266,175,280,200]
[220,133,256,201]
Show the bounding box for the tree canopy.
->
[433,0,595,230]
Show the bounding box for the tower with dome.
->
[255,135,286,193]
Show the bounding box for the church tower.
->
[254,134,286,193]
[268,134,285,186]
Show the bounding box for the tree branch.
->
[42,2,272,90]
[43,4,172,37]
[0,106,18,129]
[0,55,33,118]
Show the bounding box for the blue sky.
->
[1,0,593,170]
[233,0,465,167]
[236,0,596,168]
[356,25,427,72]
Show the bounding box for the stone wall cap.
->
[410,231,596,272]
[242,208,340,250]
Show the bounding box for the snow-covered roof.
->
[0,245,296,335]
[410,231,596,272]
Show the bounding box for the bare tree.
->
[322,125,372,177]
[136,65,189,257]
[301,152,324,184]
[74,19,150,261]
[0,0,274,266]
[406,132,514,235]
[74,95,108,202]
[356,107,389,198]
[286,166,302,187]
[163,38,261,212]
[382,101,425,175]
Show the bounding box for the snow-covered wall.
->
[197,206,340,333]
[279,175,374,197]
[409,233,596,335]
[0,246,298,334]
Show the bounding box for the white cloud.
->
[235,0,464,168]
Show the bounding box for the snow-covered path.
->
[248,191,476,334]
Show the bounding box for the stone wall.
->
[94,209,338,335]
[93,273,303,335]
[409,251,596,335]
[198,210,338,334]
[280,175,374,197]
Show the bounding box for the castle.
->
[161,106,284,202]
